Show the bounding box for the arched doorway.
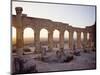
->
[12,26,16,45]
[73,31,77,47]
[23,27,34,46]
[64,30,69,49]
[40,28,48,48]
[87,33,89,40]
[53,29,60,48]
[81,32,84,48]
[87,32,90,47]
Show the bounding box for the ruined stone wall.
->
[12,7,96,54]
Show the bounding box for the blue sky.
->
[12,1,96,28]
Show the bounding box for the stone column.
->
[83,32,87,48]
[68,30,73,50]
[34,29,40,53]
[77,31,81,49]
[15,7,24,55]
[89,32,92,48]
[48,30,53,51]
[59,31,64,49]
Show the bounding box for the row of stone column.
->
[15,27,92,52]
[29,29,91,51]
[68,31,88,50]
[14,7,93,55]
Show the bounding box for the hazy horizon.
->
[12,37,83,45]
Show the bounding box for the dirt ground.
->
[12,49,96,74]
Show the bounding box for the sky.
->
[12,1,95,43]
[12,1,96,27]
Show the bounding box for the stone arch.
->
[23,27,34,45]
[53,29,60,48]
[53,29,60,41]
[12,26,16,45]
[73,31,77,47]
[86,32,90,48]
[64,30,69,49]
[81,32,84,40]
[23,26,35,31]
[81,32,84,48]
[64,30,69,41]
[73,31,77,40]
[40,28,48,46]
[87,32,89,40]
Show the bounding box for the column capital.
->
[76,30,81,33]
[15,7,23,15]
[34,29,40,33]
[83,31,87,34]
[69,30,74,34]
[48,30,53,33]
[60,30,65,34]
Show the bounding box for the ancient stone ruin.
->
[12,7,96,55]
[12,7,96,74]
